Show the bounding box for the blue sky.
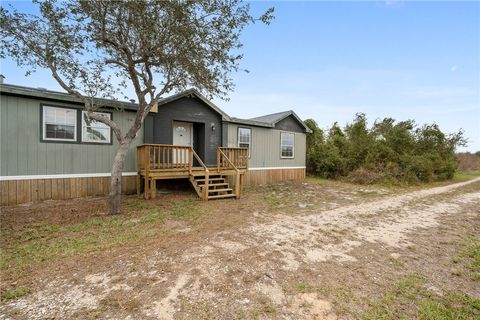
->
[1,1,479,151]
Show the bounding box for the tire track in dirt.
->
[2,178,479,319]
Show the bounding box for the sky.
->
[1,1,479,151]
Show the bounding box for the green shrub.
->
[305,114,466,184]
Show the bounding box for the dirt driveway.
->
[1,177,479,319]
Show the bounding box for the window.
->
[280,132,294,158]
[238,127,251,157]
[81,111,112,143]
[42,106,77,141]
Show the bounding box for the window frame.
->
[237,127,252,158]
[280,132,295,159]
[41,105,78,142]
[81,110,113,144]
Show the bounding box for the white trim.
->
[280,132,295,159]
[81,111,112,144]
[237,127,252,158]
[248,166,305,171]
[0,172,137,181]
[42,105,77,142]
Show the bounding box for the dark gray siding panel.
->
[221,122,229,147]
[274,115,305,133]
[144,115,154,144]
[149,97,222,165]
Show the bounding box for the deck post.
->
[235,172,241,199]
[204,171,209,201]
[188,148,192,175]
[151,178,156,199]
[144,145,150,199]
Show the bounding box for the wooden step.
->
[199,183,228,188]
[208,193,236,199]
[195,177,225,183]
[208,188,233,194]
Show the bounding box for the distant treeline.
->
[456,152,480,172]
[305,113,468,184]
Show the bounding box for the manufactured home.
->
[0,83,311,205]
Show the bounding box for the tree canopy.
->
[0,0,274,213]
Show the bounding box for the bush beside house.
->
[305,114,467,184]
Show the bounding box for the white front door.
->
[173,121,193,164]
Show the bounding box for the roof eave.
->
[0,83,139,111]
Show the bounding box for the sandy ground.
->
[1,177,479,319]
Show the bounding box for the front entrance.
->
[173,121,193,164]
[173,121,193,146]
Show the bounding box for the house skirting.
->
[243,167,305,186]
[0,173,137,206]
[0,167,306,205]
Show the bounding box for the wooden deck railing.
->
[137,144,210,199]
[217,147,248,199]
[216,147,248,171]
[137,144,247,200]
[137,144,193,172]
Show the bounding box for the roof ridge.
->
[248,110,292,120]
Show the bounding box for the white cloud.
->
[450,65,458,72]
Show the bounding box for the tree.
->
[0,0,274,213]
[304,119,324,174]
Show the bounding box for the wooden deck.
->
[136,144,248,200]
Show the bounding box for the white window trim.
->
[280,132,295,159]
[42,106,77,142]
[238,127,252,158]
[81,111,112,144]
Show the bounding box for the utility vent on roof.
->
[37,87,47,91]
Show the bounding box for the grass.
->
[362,274,480,320]
[286,281,359,316]
[419,293,480,320]
[456,237,480,281]
[453,170,480,182]
[288,273,480,320]
[0,197,201,277]
[264,194,282,208]
[0,287,31,301]
[306,169,480,191]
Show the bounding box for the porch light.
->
[211,123,216,131]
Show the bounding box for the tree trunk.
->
[109,139,132,214]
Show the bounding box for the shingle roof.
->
[237,110,312,133]
[248,110,294,124]
[0,83,139,110]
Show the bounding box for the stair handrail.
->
[190,147,209,173]
[217,148,239,173]
[218,148,243,199]
[190,147,209,200]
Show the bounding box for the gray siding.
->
[274,115,306,133]
[0,94,143,176]
[145,97,222,165]
[227,124,306,168]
